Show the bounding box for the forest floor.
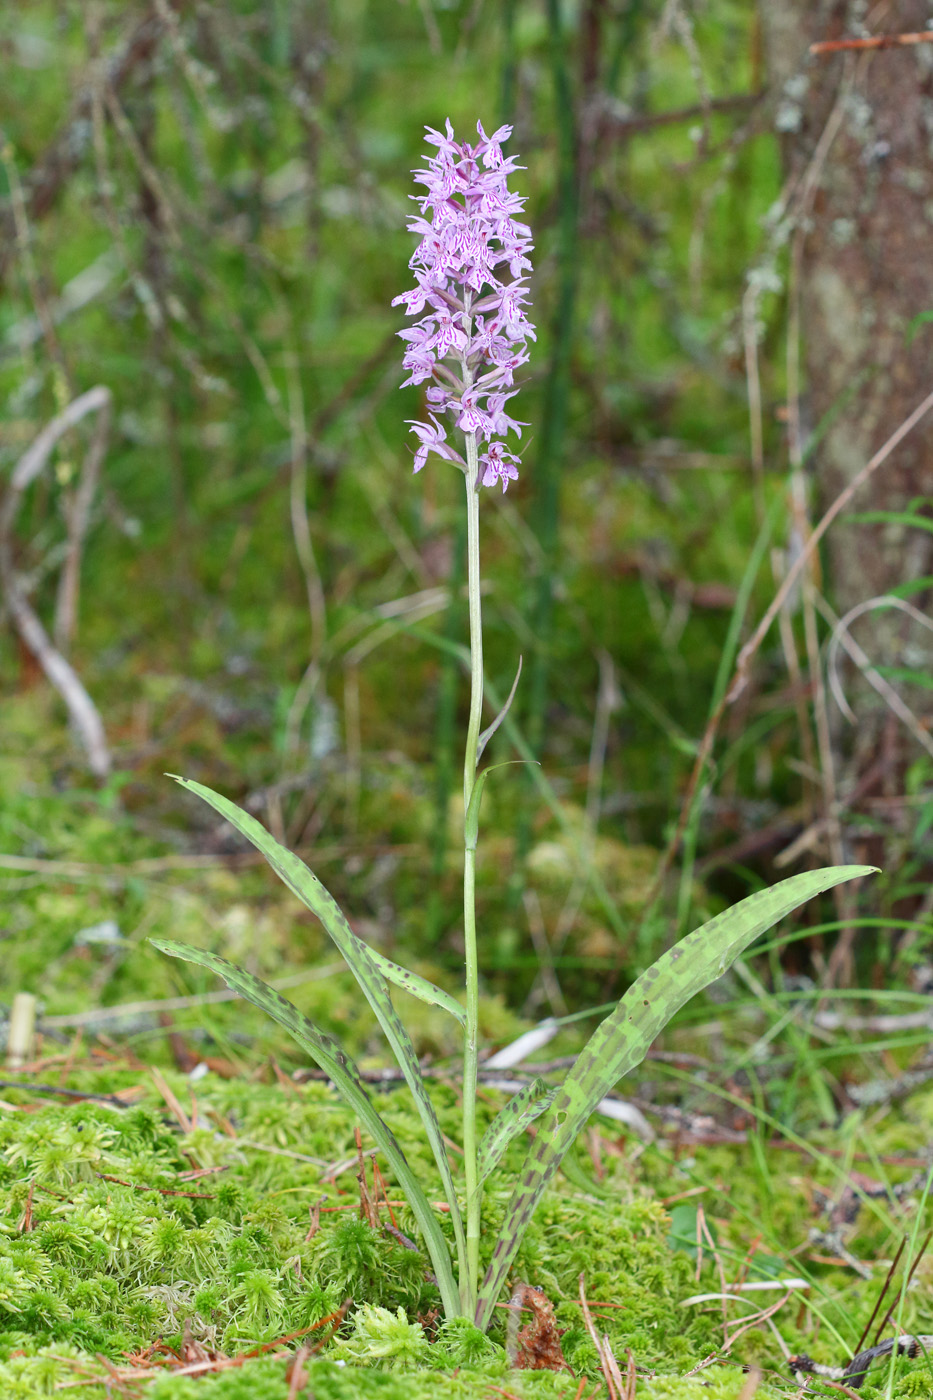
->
[4,1052,933,1398]
[3,701,933,1400]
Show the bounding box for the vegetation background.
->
[1,1,932,1397]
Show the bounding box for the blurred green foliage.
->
[0,0,796,995]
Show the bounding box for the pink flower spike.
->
[394,119,534,487]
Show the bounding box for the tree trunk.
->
[760,2,933,786]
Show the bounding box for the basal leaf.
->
[167,776,466,1269]
[475,1079,555,1193]
[473,864,877,1329]
[150,939,460,1319]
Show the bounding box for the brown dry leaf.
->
[507,1283,570,1372]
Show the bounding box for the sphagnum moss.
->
[3,1067,933,1398]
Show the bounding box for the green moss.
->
[2,1069,933,1397]
[644,1365,783,1400]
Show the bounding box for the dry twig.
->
[0,387,113,777]
[811,31,933,55]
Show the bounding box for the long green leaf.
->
[168,776,466,1271]
[475,1079,555,1192]
[150,939,460,1319]
[474,864,876,1329]
[367,947,465,1026]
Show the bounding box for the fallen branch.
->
[0,386,112,777]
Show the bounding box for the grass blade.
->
[474,864,877,1329]
[167,776,467,1272]
[150,939,460,1319]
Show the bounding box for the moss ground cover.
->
[2,1057,933,1398]
[2,734,932,1395]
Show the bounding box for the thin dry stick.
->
[731,390,933,705]
[773,548,818,829]
[824,596,933,760]
[697,1206,729,1344]
[152,0,221,116]
[853,1236,906,1357]
[102,83,181,246]
[723,1290,796,1352]
[149,1067,192,1133]
[741,281,766,525]
[786,227,853,981]
[578,1275,624,1400]
[0,140,70,377]
[624,1348,638,1400]
[54,387,112,653]
[656,0,713,153]
[787,69,853,231]
[286,349,327,669]
[643,71,859,899]
[872,1229,933,1344]
[286,1344,312,1400]
[0,387,113,777]
[812,30,933,55]
[521,889,567,1018]
[102,72,288,427]
[0,7,167,283]
[736,1367,761,1400]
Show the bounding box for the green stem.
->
[427,505,466,945]
[462,424,483,1317]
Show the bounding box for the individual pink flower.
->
[485,392,526,440]
[480,442,521,493]
[406,415,465,474]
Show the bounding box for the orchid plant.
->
[154,121,874,1333]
